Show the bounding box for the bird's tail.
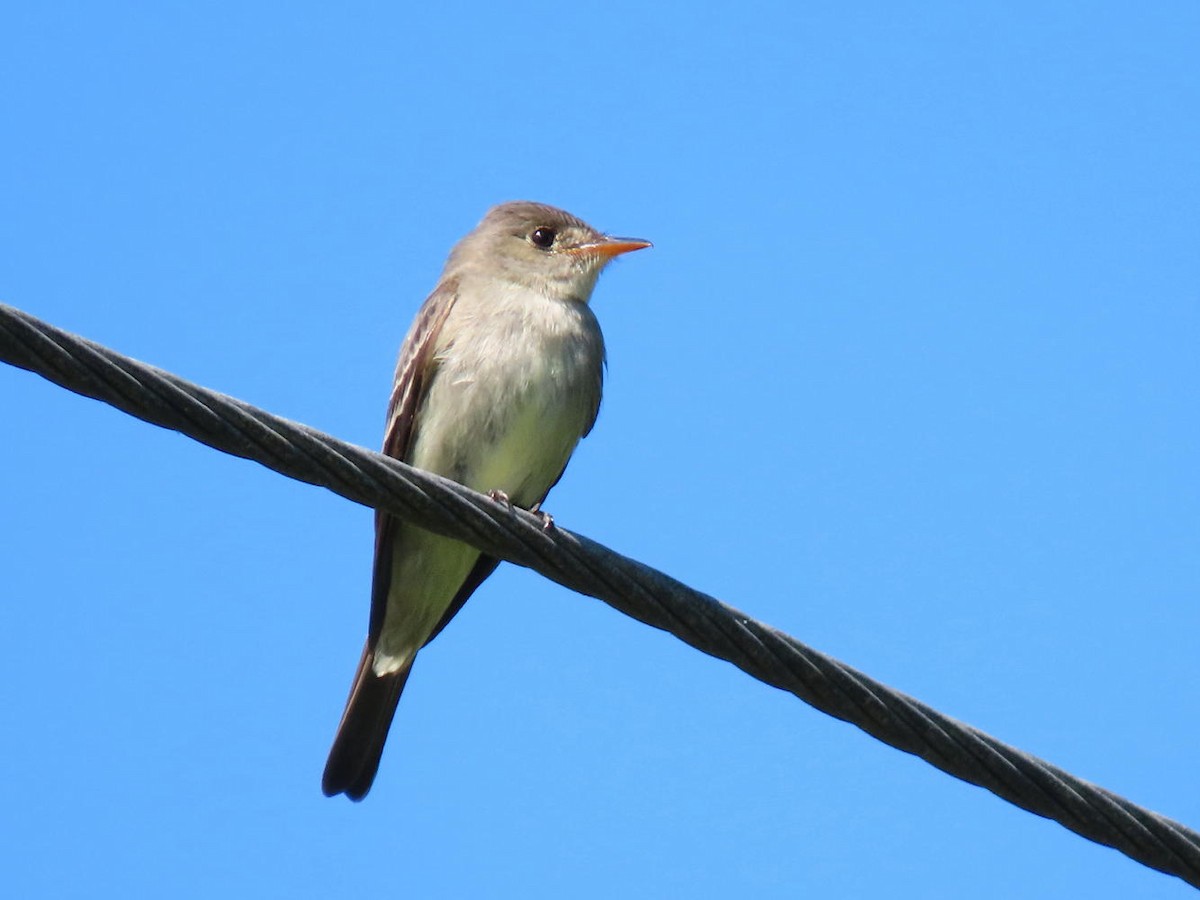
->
[322,644,411,800]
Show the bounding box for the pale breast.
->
[409,285,604,505]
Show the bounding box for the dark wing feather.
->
[367,279,459,644]
[323,280,460,800]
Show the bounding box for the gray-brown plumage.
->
[322,202,650,800]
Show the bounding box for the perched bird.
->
[323,201,651,799]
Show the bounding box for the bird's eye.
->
[530,226,556,249]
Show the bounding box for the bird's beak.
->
[572,236,653,259]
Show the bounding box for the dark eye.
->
[530,226,556,249]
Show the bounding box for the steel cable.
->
[2,301,1197,889]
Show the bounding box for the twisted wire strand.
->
[2,301,1197,889]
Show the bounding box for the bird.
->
[322,201,651,799]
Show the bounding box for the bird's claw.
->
[530,501,555,532]
[489,492,554,532]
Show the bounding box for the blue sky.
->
[2,3,1198,897]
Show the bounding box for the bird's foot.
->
[529,501,556,532]
[487,488,513,511]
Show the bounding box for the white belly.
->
[373,285,603,672]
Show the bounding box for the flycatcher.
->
[323,201,651,800]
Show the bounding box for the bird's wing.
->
[367,279,459,645]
